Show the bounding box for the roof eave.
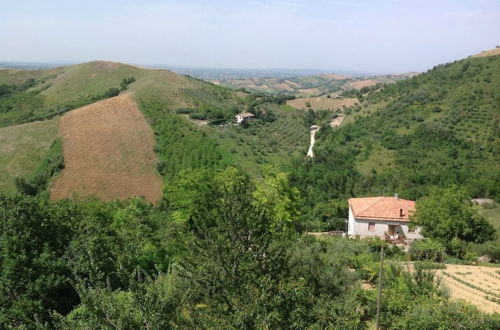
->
[354,216,411,222]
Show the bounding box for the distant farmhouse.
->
[235,112,255,124]
[347,195,422,241]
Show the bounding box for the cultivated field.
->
[287,97,358,111]
[297,88,321,95]
[435,264,500,314]
[50,94,162,203]
[347,79,378,89]
[0,118,59,193]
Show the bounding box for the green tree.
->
[411,186,495,255]
[253,167,301,234]
[104,87,120,98]
[0,195,80,326]
[56,271,180,329]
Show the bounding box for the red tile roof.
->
[348,197,415,222]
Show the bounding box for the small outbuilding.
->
[347,195,422,241]
[235,112,255,124]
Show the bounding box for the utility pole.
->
[375,245,384,330]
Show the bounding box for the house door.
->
[388,225,397,236]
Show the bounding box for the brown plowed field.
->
[50,94,162,203]
[347,79,378,89]
[287,97,358,111]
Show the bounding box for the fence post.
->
[375,245,385,329]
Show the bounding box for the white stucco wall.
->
[347,206,422,239]
[348,207,355,236]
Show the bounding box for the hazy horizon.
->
[1,0,499,73]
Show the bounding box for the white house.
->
[235,112,255,124]
[347,195,422,241]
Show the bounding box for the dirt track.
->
[50,94,162,203]
[330,114,345,127]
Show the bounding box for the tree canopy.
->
[411,186,495,254]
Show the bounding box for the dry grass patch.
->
[0,119,59,193]
[347,79,378,89]
[287,97,358,111]
[50,93,162,203]
[473,48,500,58]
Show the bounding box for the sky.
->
[1,0,499,73]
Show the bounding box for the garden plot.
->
[435,264,500,314]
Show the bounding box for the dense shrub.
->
[104,87,120,98]
[409,239,446,262]
[119,76,136,90]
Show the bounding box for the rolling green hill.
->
[2,53,498,210]
[291,52,500,228]
[0,62,310,196]
[0,61,241,127]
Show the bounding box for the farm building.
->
[347,195,422,241]
[235,112,255,124]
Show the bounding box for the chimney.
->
[394,193,399,200]
[399,209,403,217]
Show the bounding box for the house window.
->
[408,227,415,233]
[368,222,376,231]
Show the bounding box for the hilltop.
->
[473,47,500,58]
[0,60,240,127]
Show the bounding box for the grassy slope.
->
[0,67,64,85]
[0,61,207,127]
[0,118,59,193]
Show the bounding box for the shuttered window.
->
[368,222,375,231]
